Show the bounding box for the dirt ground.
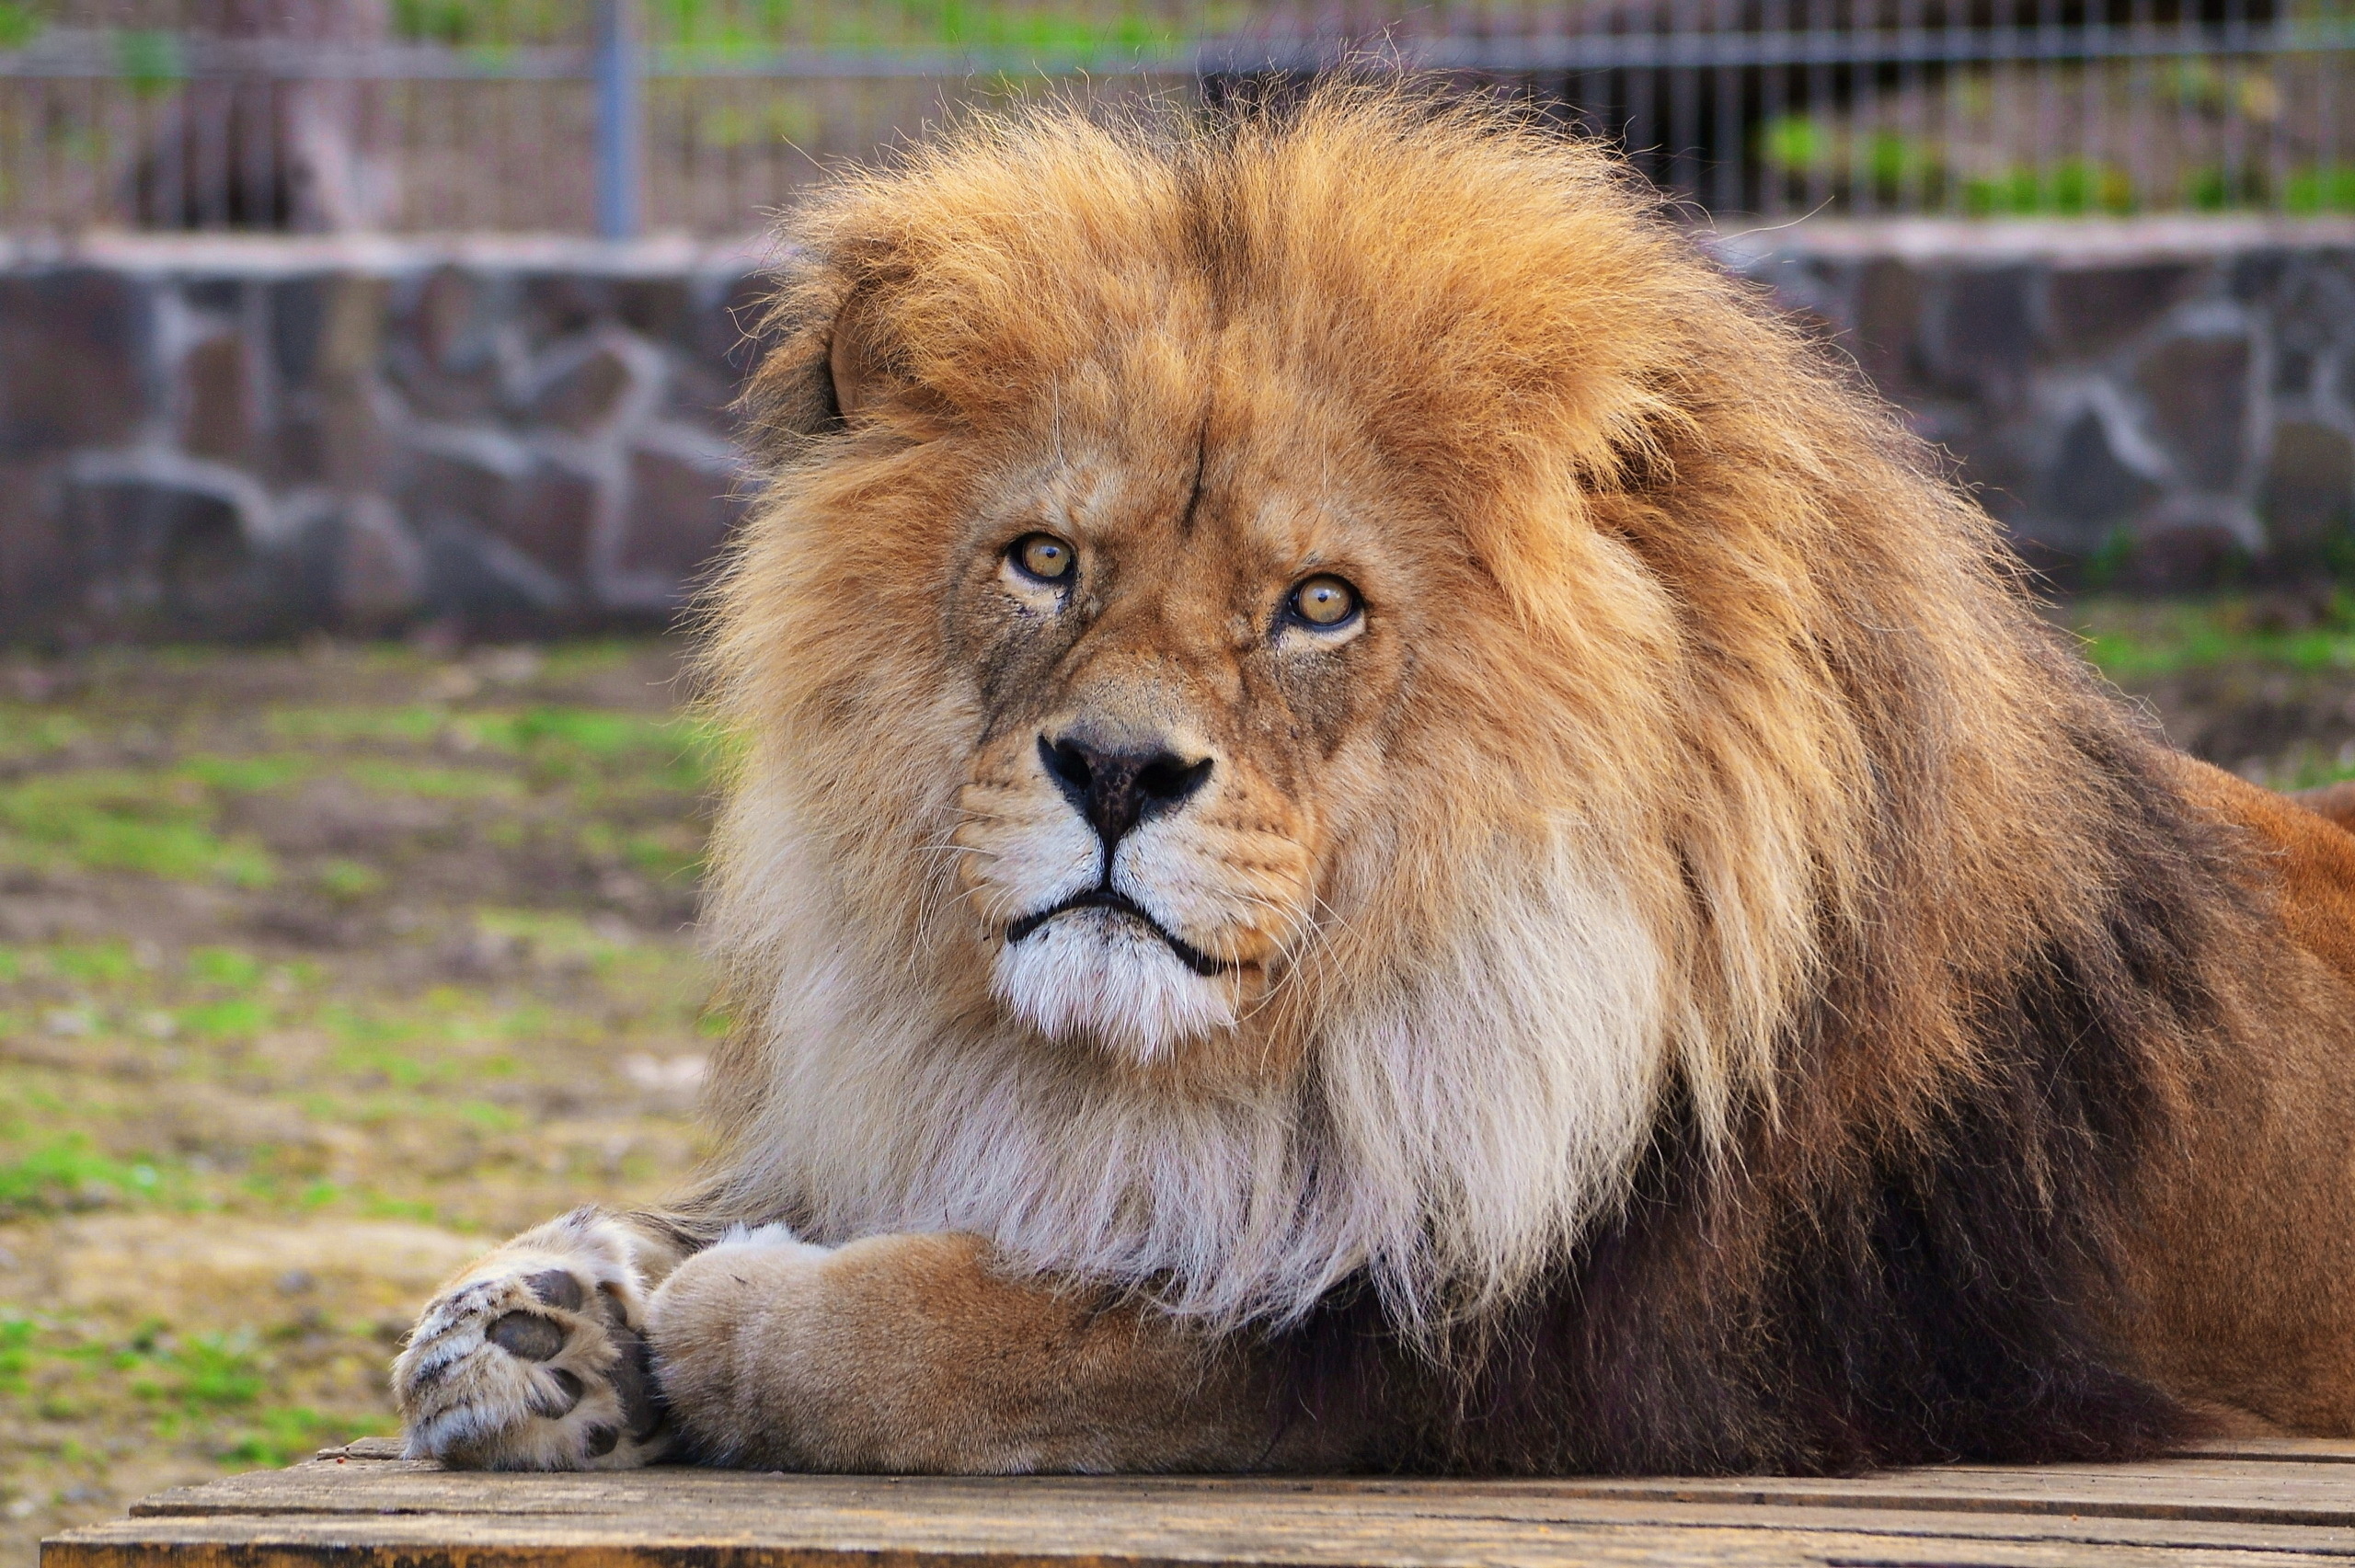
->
[0,639,718,1562]
[5,598,2355,1563]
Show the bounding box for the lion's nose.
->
[1039,733,1212,848]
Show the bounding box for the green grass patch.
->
[342,761,521,800]
[225,1404,391,1467]
[0,1134,178,1219]
[188,947,263,988]
[2072,596,2355,681]
[0,771,275,887]
[0,707,88,761]
[316,859,386,899]
[179,754,316,794]
[267,706,453,747]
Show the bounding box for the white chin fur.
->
[992,906,1235,1059]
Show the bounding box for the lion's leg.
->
[394,1207,698,1470]
[647,1229,1314,1472]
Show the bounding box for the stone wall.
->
[4,219,2355,642]
[1725,217,2355,590]
[0,235,767,642]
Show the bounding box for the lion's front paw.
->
[395,1225,669,1470]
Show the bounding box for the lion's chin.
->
[992,906,1239,1061]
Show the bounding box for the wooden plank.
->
[47,1440,2355,1568]
[114,1456,2355,1529]
[44,1502,2355,1568]
[2178,1441,2355,1466]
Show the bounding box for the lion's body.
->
[391,89,2355,1477]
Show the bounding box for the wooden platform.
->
[41,1436,2355,1568]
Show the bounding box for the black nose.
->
[1039,734,1212,848]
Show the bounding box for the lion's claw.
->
[393,1211,670,1471]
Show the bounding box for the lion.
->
[391,87,2355,1476]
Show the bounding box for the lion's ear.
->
[824,288,888,424]
[744,279,895,448]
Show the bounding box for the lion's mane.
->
[690,88,2280,1471]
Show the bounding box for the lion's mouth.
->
[1005,890,1232,978]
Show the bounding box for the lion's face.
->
[701,97,1994,1322]
[942,418,1419,1059]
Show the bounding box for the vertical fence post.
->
[594,0,644,239]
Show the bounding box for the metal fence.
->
[0,0,2349,233]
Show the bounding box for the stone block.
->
[182,278,243,316]
[272,379,387,489]
[398,446,599,584]
[0,460,73,635]
[178,333,253,463]
[518,273,614,351]
[2259,420,2355,558]
[528,347,635,433]
[61,475,284,637]
[2041,408,2160,537]
[384,267,505,422]
[2127,520,2247,592]
[2135,333,2251,491]
[270,274,386,393]
[1848,258,1927,396]
[2045,264,2202,360]
[413,267,495,370]
[2229,249,2291,303]
[619,447,744,586]
[2275,348,2315,398]
[615,279,694,346]
[1929,267,2038,396]
[330,494,425,628]
[661,351,744,435]
[419,521,569,624]
[0,270,152,459]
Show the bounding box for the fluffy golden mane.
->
[688,86,2237,1359]
[392,86,2355,1479]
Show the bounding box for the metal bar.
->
[1,24,2349,81]
[593,0,641,238]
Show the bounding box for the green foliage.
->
[2285,165,2355,214]
[113,29,182,94]
[0,1,45,49]
[0,706,86,761]
[2074,594,2355,681]
[343,761,521,800]
[188,947,262,989]
[0,770,275,887]
[1965,158,2138,217]
[267,706,451,747]
[226,1405,390,1468]
[0,1135,173,1219]
[154,1334,264,1410]
[1758,112,1829,173]
[317,859,386,900]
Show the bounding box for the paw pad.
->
[524,1269,587,1311]
[487,1312,567,1361]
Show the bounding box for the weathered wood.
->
[45,1439,2355,1568]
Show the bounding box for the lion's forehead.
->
[982,446,1393,589]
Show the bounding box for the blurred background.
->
[2,0,2354,1558]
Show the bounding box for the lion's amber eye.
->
[1289,575,1361,629]
[1011,534,1074,584]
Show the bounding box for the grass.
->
[0,640,716,1551]
[2069,593,2355,682]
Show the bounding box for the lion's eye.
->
[1288,575,1361,629]
[1010,534,1075,584]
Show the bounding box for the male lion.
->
[394,88,2355,1475]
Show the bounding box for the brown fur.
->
[393,86,2355,1475]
